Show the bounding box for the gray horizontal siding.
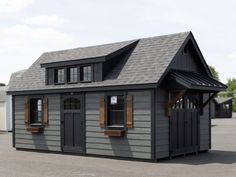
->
[85,91,151,159]
[155,88,169,159]
[200,93,210,151]
[14,95,61,152]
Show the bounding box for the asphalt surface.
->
[1,116,236,177]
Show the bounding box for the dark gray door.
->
[170,94,199,156]
[62,94,84,153]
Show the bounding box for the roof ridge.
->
[42,31,191,54]
[43,39,137,55]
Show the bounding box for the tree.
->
[226,78,236,94]
[218,78,236,112]
[208,65,219,81]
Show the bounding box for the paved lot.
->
[1,117,236,177]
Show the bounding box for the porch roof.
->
[169,70,227,92]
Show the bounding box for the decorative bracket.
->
[202,92,217,108]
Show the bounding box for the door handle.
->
[61,121,64,124]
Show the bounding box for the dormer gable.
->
[41,40,138,85]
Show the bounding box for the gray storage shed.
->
[212,97,233,118]
[8,32,226,160]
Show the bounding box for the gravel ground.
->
[1,116,236,177]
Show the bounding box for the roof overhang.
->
[168,70,227,92]
[7,83,157,96]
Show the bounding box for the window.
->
[80,66,92,82]
[55,69,65,83]
[67,67,78,83]
[64,98,80,110]
[107,95,125,127]
[50,65,93,85]
[223,103,230,112]
[30,98,43,124]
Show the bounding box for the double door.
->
[170,94,200,156]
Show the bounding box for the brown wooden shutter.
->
[126,95,133,128]
[24,97,29,126]
[43,97,49,125]
[99,96,106,128]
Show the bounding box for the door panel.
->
[178,111,185,150]
[73,112,84,147]
[62,94,84,153]
[64,113,73,147]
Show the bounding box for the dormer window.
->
[55,69,65,84]
[81,65,92,82]
[46,64,94,85]
[68,67,78,83]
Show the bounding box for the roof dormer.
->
[41,40,138,85]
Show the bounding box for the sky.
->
[0,0,236,84]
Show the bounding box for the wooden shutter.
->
[43,97,49,125]
[126,95,133,128]
[24,97,29,126]
[99,96,106,128]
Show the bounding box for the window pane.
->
[37,99,42,111]
[107,95,124,126]
[68,67,78,82]
[30,98,42,124]
[64,98,80,110]
[82,66,92,81]
[56,69,64,83]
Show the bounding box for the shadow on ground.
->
[163,150,236,165]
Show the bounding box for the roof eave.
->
[40,56,106,68]
[7,83,158,96]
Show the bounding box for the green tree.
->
[208,65,219,81]
[219,78,236,112]
[226,78,236,112]
[226,78,236,94]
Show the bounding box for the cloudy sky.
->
[0,0,236,84]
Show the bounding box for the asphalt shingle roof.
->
[8,32,190,92]
[40,40,137,64]
[0,86,7,102]
[8,69,26,90]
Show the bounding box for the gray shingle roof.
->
[214,97,233,104]
[8,32,190,93]
[40,40,137,64]
[8,70,26,89]
[0,86,7,102]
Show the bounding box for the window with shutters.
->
[30,98,43,124]
[24,96,48,133]
[107,95,125,127]
[100,94,133,136]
